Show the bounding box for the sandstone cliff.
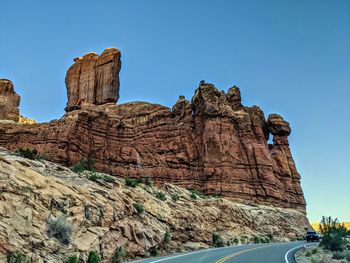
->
[0,48,306,210]
[0,79,20,122]
[0,148,309,262]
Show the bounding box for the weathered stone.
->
[0,79,20,122]
[65,48,121,111]
[0,149,309,262]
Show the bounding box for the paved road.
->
[128,241,310,263]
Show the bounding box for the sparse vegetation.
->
[252,235,260,244]
[312,248,318,254]
[233,237,239,244]
[16,148,42,160]
[124,177,141,188]
[332,251,345,259]
[149,246,159,256]
[111,246,125,263]
[7,252,28,263]
[190,192,197,199]
[190,190,204,199]
[319,216,349,251]
[171,193,180,202]
[64,255,79,263]
[164,228,171,244]
[71,158,95,173]
[212,232,224,247]
[133,202,145,214]
[156,191,166,201]
[86,171,115,183]
[87,251,100,263]
[46,216,72,245]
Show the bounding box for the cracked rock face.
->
[65,48,121,112]
[0,79,20,122]
[0,148,309,262]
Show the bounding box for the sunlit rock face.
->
[0,79,20,122]
[65,48,121,112]
[0,48,306,211]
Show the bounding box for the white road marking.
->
[284,243,316,263]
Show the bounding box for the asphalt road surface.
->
[128,241,311,263]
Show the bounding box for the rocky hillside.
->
[0,48,306,211]
[0,147,308,262]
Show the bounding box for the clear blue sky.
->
[1,0,349,222]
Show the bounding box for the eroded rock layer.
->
[0,48,306,211]
[0,148,309,262]
[0,79,20,122]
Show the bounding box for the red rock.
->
[0,79,20,122]
[65,48,121,111]
[0,49,306,211]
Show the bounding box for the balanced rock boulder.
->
[65,48,121,111]
[0,79,20,122]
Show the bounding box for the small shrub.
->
[233,237,239,244]
[332,251,345,260]
[65,255,79,263]
[306,250,312,257]
[190,190,204,198]
[312,248,318,254]
[171,194,180,202]
[7,252,28,263]
[252,236,260,244]
[124,177,140,188]
[71,158,95,173]
[190,192,197,199]
[47,216,73,245]
[149,246,159,256]
[226,241,230,246]
[133,202,145,214]
[212,232,224,247]
[102,174,115,183]
[211,192,223,198]
[87,171,100,181]
[87,251,100,263]
[164,228,171,244]
[16,148,41,160]
[156,191,166,201]
[111,246,125,263]
[267,233,274,241]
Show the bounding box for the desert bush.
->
[212,232,224,247]
[319,216,348,251]
[133,202,145,214]
[252,236,260,244]
[111,246,125,263]
[171,194,180,202]
[87,251,100,263]
[64,255,79,263]
[190,192,197,199]
[7,252,28,263]
[86,171,115,183]
[332,251,345,259]
[124,177,140,188]
[149,246,159,256]
[156,191,166,201]
[164,228,171,244]
[312,248,318,254]
[190,190,204,198]
[71,158,95,173]
[16,148,41,160]
[233,237,239,244]
[46,216,73,245]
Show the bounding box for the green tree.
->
[111,246,125,263]
[87,251,100,263]
[319,216,348,251]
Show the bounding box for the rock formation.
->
[0,48,306,211]
[65,48,121,111]
[0,79,20,122]
[0,148,309,262]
